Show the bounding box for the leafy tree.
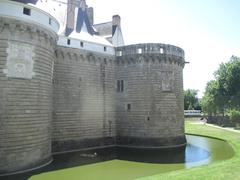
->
[214,56,240,108]
[200,80,223,115]
[229,109,240,128]
[201,56,240,116]
[184,89,200,110]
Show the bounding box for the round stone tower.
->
[115,43,186,148]
[0,0,59,175]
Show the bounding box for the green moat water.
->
[4,135,234,180]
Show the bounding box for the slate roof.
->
[11,0,38,4]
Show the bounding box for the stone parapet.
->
[116,43,185,67]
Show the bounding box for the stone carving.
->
[4,41,35,79]
[161,71,174,92]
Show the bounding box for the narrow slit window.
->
[67,39,71,45]
[127,104,131,111]
[80,41,84,47]
[49,18,52,25]
[23,7,31,16]
[117,80,121,92]
[104,46,107,52]
[117,80,124,92]
[120,80,124,92]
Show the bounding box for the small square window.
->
[23,7,31,16]
[80,41,84,47]
[104,46,107,52]
[137,48,142,54]
[116,50,122,56]
[67,39,71,45]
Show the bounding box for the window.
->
[117,80,124,92]
[120,80,124,92]
[127,104,131,111]
[49,18,52,25]
[80,41,84,47]
[137,48,142,54]
[104,46,107,52]
[67,39,71,45]
[160,48,164,54]
[117,80,121,92]
[23,7,31,16]
[116,50,122,56]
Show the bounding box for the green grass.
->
[30,122,240,180]
[140,121,240,180]
[30,159,185,180]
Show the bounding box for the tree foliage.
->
[184,89,200,110]
[229,109,240,123]
[214,56,240,108]
[201,56,240,115]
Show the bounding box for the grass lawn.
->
[30,121,240,180]
[141,121,240,180]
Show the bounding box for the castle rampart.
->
[115,44,185,148]
[52,47,117,153]
[0,16,58,174]
[0,0,186,175]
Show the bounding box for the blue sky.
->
[88,0,240,97]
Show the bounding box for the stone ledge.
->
[0,156,52,176]
[116,135,187,148]
[52,137,116,153]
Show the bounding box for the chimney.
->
[65,0,75,36]
[112,15,124,46]
[79,0,87,11]
[112,15,121,27]
[87,7,94,26]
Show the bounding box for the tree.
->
[200,80,223,115]
[184,89,200,110]
[214,56,240,108]
[229,109,240,128]
[201,56,240,116]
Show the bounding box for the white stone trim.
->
[0,0,59,34]
[58,36,115,55]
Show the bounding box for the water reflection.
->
[3,135,234,180]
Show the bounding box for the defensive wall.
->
[115,44,186,148]
[0,0,186,175]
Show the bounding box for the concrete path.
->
[187,118,240,134]
[206,123,240,134]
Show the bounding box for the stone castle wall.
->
[0,17,57,174]
[115,44,186,147]
[52,47,117,153]
[0,2,186,175]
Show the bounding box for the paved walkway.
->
[206,123,240,134]
[188,119,240,134]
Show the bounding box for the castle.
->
[0,0,186,175]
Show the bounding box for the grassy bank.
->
[30,121,240,180]
[142,121,240,180]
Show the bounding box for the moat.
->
[3,135,234,180]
